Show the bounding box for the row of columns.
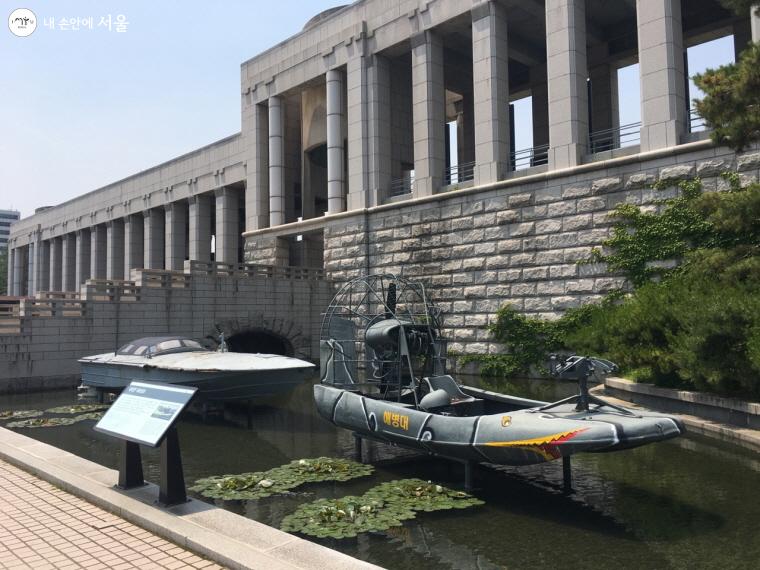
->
[6,188,239,296]
[245,0,760,232]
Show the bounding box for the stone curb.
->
[590,386,760,453]
[0,427,381,570]
[605,377,760,416]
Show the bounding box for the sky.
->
[1,0,346,218]
[2,3,739,218]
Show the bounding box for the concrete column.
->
[62,234,76,291]
[6,246,13,296]
[124,214,144,279]
[589,62,617,151]
[106,219,125,279]
[346,50,372,210]
[90,225,107,279]
[49,237,62,291]
[244,103,269,231]
[164,202,187,271]
[26,243,35,295]
[215,187,238,264]
[39,240,50,292]
[411,30,446,197]
[12,247,23,296]
[32,235,43,294]
[366,54,392,207]
[637,0,687,151]
[546,0,589,168]
[472,1,510,184]
[75,230,91,289]
[143,209,165,269]
[268,95,285,226]
[188,194,211,262]
[326,68,346,214]
[753,6,760,43]
[733,19,752,59]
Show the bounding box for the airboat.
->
[314,275,684,468]
[79,335,314,401]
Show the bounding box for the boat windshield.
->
[116,336,207,357]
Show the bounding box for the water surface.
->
[1,376,758,570]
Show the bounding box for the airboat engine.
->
[319,274,446,399]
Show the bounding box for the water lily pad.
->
[0,410,44,420]
[45,404,110,415]
[6,411,104,429]
[190,457,374,500]
[280,478,484,539]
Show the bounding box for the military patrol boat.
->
[80,335,314,401]
[315,275,684,467]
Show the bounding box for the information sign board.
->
[95,381,196,447]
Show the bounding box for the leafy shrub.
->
[694,43,760,151]
[458,303,599,377]
[567,180,760,397]
[477,175,760,398]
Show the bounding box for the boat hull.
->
[314,384,684,466]
[81,361,312,401]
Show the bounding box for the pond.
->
[1,375,759,570]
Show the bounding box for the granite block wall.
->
[321,144,760,356]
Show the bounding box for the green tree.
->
[694,44,760,151]
[568,179,760,397]
[718,0,759,16]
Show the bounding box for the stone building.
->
[0,209,20,251]
[7,0,760,355]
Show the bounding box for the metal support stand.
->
[158,427,187,506]
[464,460,474,492]
[562,456,572,494]
[353,433,363,463]
[117,440,144,489]
[246,400,253,430]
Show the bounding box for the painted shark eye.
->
[421,430,433,441]
[368,412,377,431]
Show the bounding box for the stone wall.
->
[0,267,334,393]
[320,143,760,356]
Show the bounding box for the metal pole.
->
[354,433,363,463]
[562,456,572,494]
[464,460,474,492]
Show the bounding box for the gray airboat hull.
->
[314,383,684,466]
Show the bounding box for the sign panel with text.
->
[94,381,196,447]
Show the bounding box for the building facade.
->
[0,209,20,251]
[6,0,760,349]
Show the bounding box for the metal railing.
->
[589,121,641,154]
[689,108,707,132]
[389,175,414,197]
[511,144,549,170]
[444,161,475,185]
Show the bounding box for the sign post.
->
[95,381,197,506]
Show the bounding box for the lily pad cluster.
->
[0,410,43,420]
[280,478,484,539]
[45,404,110,415]
[6,412,104,429]
[190,457,375,500]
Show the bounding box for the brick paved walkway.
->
[0,459,223,570]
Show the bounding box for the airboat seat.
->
[423,375,484,415]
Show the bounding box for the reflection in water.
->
[2,376,760,569]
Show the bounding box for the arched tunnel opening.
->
[225,329,294,356]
